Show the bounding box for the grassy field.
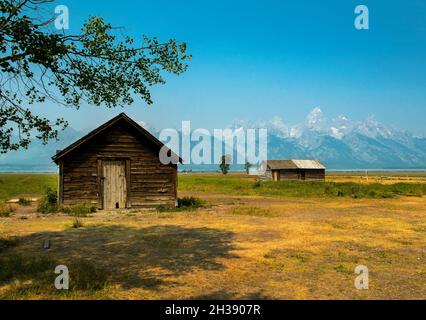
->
[0,173,57,203]
[0,172,425,299]
[179,173,426,198]
[1,172,426,203]
[327,171,426,185]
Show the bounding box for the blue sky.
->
[39,0,426,135]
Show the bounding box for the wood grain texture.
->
[102,160,127,209]
[262,169,325,181]
[59,119,177,208]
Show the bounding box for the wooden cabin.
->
[52,113,182,209]
[258,159,326,181]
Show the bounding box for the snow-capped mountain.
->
[231,108,426,169]
[1,108,425,171]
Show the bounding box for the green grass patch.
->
[177,196,204,208]
[179,174,426,199]
[37,186,96,217]
[0,204,14,217]
[0,174,57,203]
[334,264,348,273]
[0,254,109,299]
[253,180,261,188]
[228,206,277,217]
[71,218,84,229]
[156,196,204,212]
[37,187,59,214]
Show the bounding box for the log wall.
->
[59,120,177,208]
[278,169,325,180]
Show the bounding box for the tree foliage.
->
[219,154,231,175]
[244,161,252,174]
[0,0,191,152]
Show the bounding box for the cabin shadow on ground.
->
[1,225,238,297]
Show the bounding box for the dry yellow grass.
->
[1,177,425,299]
[327,172,426,185]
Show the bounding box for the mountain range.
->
[1,108,425,171]
[231,108,426,169]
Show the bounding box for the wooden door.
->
[102,160,127,209]
[272,170,280,181]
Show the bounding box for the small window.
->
[115,202,119,209]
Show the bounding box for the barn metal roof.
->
[264,159,326,170]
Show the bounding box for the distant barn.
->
[258,159,326,181]
[52,113,181,209]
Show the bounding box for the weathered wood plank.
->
[61,120,177,208]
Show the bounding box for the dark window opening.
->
[116,202,119,209]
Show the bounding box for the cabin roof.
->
[52,113,182,164]
[264,159,326,170]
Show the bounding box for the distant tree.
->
[244,161,252,174]
[219,154,231,175]
[0,0,191,153]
